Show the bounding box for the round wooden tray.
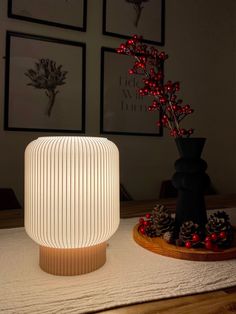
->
[133,224,236,261]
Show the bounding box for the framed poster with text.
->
[100,47,162,136]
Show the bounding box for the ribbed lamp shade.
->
[25,137,120,275]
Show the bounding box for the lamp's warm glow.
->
[25,136,120,275]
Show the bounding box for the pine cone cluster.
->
[150,204,174,236]
[177,221,202,247]
[138,206,234,251]
[206,211,234,248]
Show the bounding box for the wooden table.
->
[1,194,236,314]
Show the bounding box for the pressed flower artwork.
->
[103,0,165,46]
[25,59,68,116]
[125,0,150,27]
[4,31,85,133]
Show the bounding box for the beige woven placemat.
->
[0,209,236,314]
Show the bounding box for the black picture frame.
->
[4,31,86,133]
[102,0,165,46]
[8,0,87,32]
[100,47,163,136]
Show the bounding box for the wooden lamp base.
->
[39,242,107,276]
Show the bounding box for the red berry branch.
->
[117,35,194,137]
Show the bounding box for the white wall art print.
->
[103,0,165,46]
[4,31,86,133]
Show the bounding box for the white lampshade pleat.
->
[25,137,120,249]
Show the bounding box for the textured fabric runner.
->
[0,209,236,314]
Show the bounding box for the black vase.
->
[172,138,210,236]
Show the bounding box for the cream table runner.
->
[0,209,236,314]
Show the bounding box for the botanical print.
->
[125,0,150,27]
[104,0,163,45]
[25,58,67,116]
[5,31,85,132]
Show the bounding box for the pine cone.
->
[145,226,158,238]
[163,231,175,244]
[178,221,201,243]
[206,211,233,248]
[150,204,174,236]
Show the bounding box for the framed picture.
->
[103,0,165,46]
[8,0,87,32]
[100,47,162,136]
[4,31,86,133]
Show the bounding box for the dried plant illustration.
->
[126,0,149,27]
[25,58,67,116]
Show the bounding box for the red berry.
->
[145,213,151,219]
[192,234,200,242]
[211,233,218,241]
[179,129,186,136]
[219,231,226,239]
[185,241,192,249]
[159,97,166,104]
[144,220,149,226]
[139,226,145,234]
[174,82,180,91]
[205,240,213,250]
[139,218,144,224]
[205,236,211,242]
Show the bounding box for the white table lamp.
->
[25,137,120,276]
